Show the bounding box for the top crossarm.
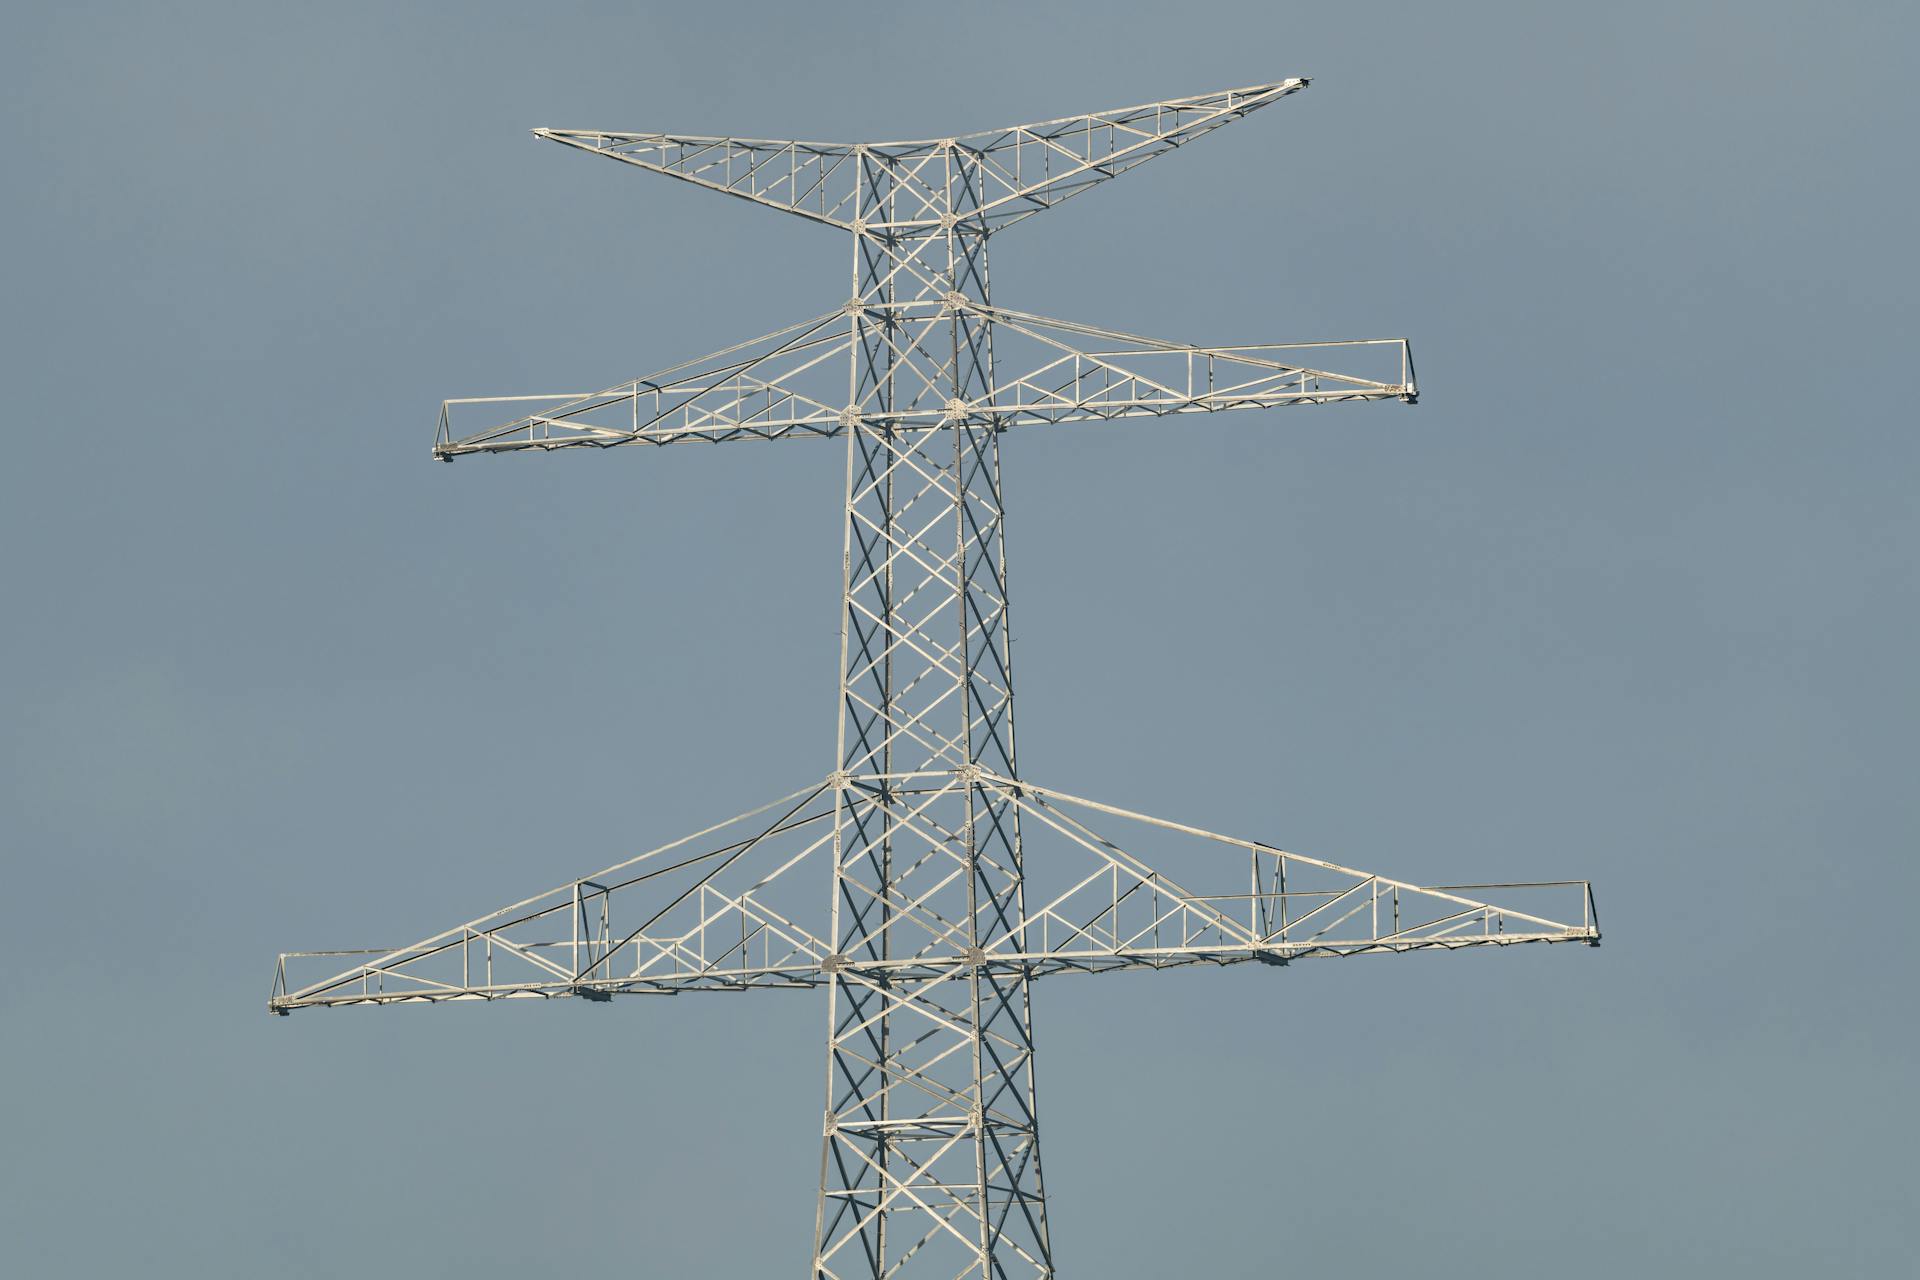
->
[945,78,1308,230]
[531,79,1307,233]
[530,130,866,229]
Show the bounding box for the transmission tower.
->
[272,79,1599,1279]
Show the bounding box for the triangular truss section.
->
[968,775,1597,976]
[434,311,853,456]
[272,783,838,1009]
[948,79,1308,230]
[532,129,865,229]
[982,306,1415,425]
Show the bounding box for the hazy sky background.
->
[4,3,1914,1275]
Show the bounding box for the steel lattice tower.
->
[272,80,1599,1280]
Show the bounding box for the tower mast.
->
[272,81,1599,1280]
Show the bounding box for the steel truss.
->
[276,80,1597,1280]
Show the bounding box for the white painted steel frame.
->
[276,80,1595,1280]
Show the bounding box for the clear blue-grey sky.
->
[4,2,1914,1275]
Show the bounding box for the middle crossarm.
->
[980,305,1416,424]
[435,303,1412,459]
[434,311,854,457]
